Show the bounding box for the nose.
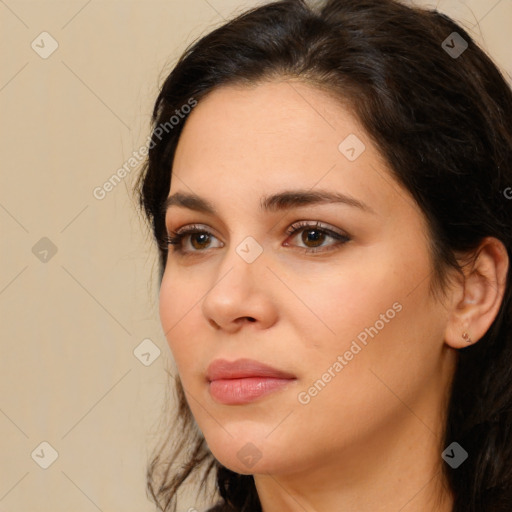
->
[201,242,278,333]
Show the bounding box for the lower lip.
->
[209,377,296,405]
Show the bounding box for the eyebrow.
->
[162,189,375,216]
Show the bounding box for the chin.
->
[203,428,296,476]
[211,450,278,476]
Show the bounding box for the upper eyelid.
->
[167,221,351,244]
[163,222,352,258]
[167,221,347,237]
[162,200,365,231]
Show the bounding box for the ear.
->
[444,237,509,349]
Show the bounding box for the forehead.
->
[169,80,413,221]
[174,80,358,164]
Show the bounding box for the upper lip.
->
[206,358,296,381]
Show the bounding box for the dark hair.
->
[134,0,512,510]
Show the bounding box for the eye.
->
[164,224,222,255]
[164,221,351,256]
[284,220,351,254]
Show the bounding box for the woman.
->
[135,0,512,510]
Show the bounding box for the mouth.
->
[206,358,297,405]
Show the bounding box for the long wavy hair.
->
[134,0,512,510]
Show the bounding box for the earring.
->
[462,331,472,343]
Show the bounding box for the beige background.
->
[0,1,510,511]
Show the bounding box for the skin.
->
[158,79,508,512]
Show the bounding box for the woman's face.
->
[159,80,456,477]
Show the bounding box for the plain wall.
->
[0,1,510,511]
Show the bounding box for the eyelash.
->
[163,221,351,256]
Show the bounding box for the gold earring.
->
[462,332,472,343]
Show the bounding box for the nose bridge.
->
[200,229,272,327]
[215,231,267,290]
[216,208,268,271]
[233,233,266,266]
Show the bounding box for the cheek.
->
[293,252,416,348]
[158,269,202,373]
[295,240,438,386]
[296,253,443,415]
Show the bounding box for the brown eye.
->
[165,224,223,255]
[284,221,351,254]
[165,221,350,257]
[189,232,212,250]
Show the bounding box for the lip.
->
[206,358,297,405]
[206,358,296,381]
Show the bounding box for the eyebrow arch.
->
[162,189,375,216]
